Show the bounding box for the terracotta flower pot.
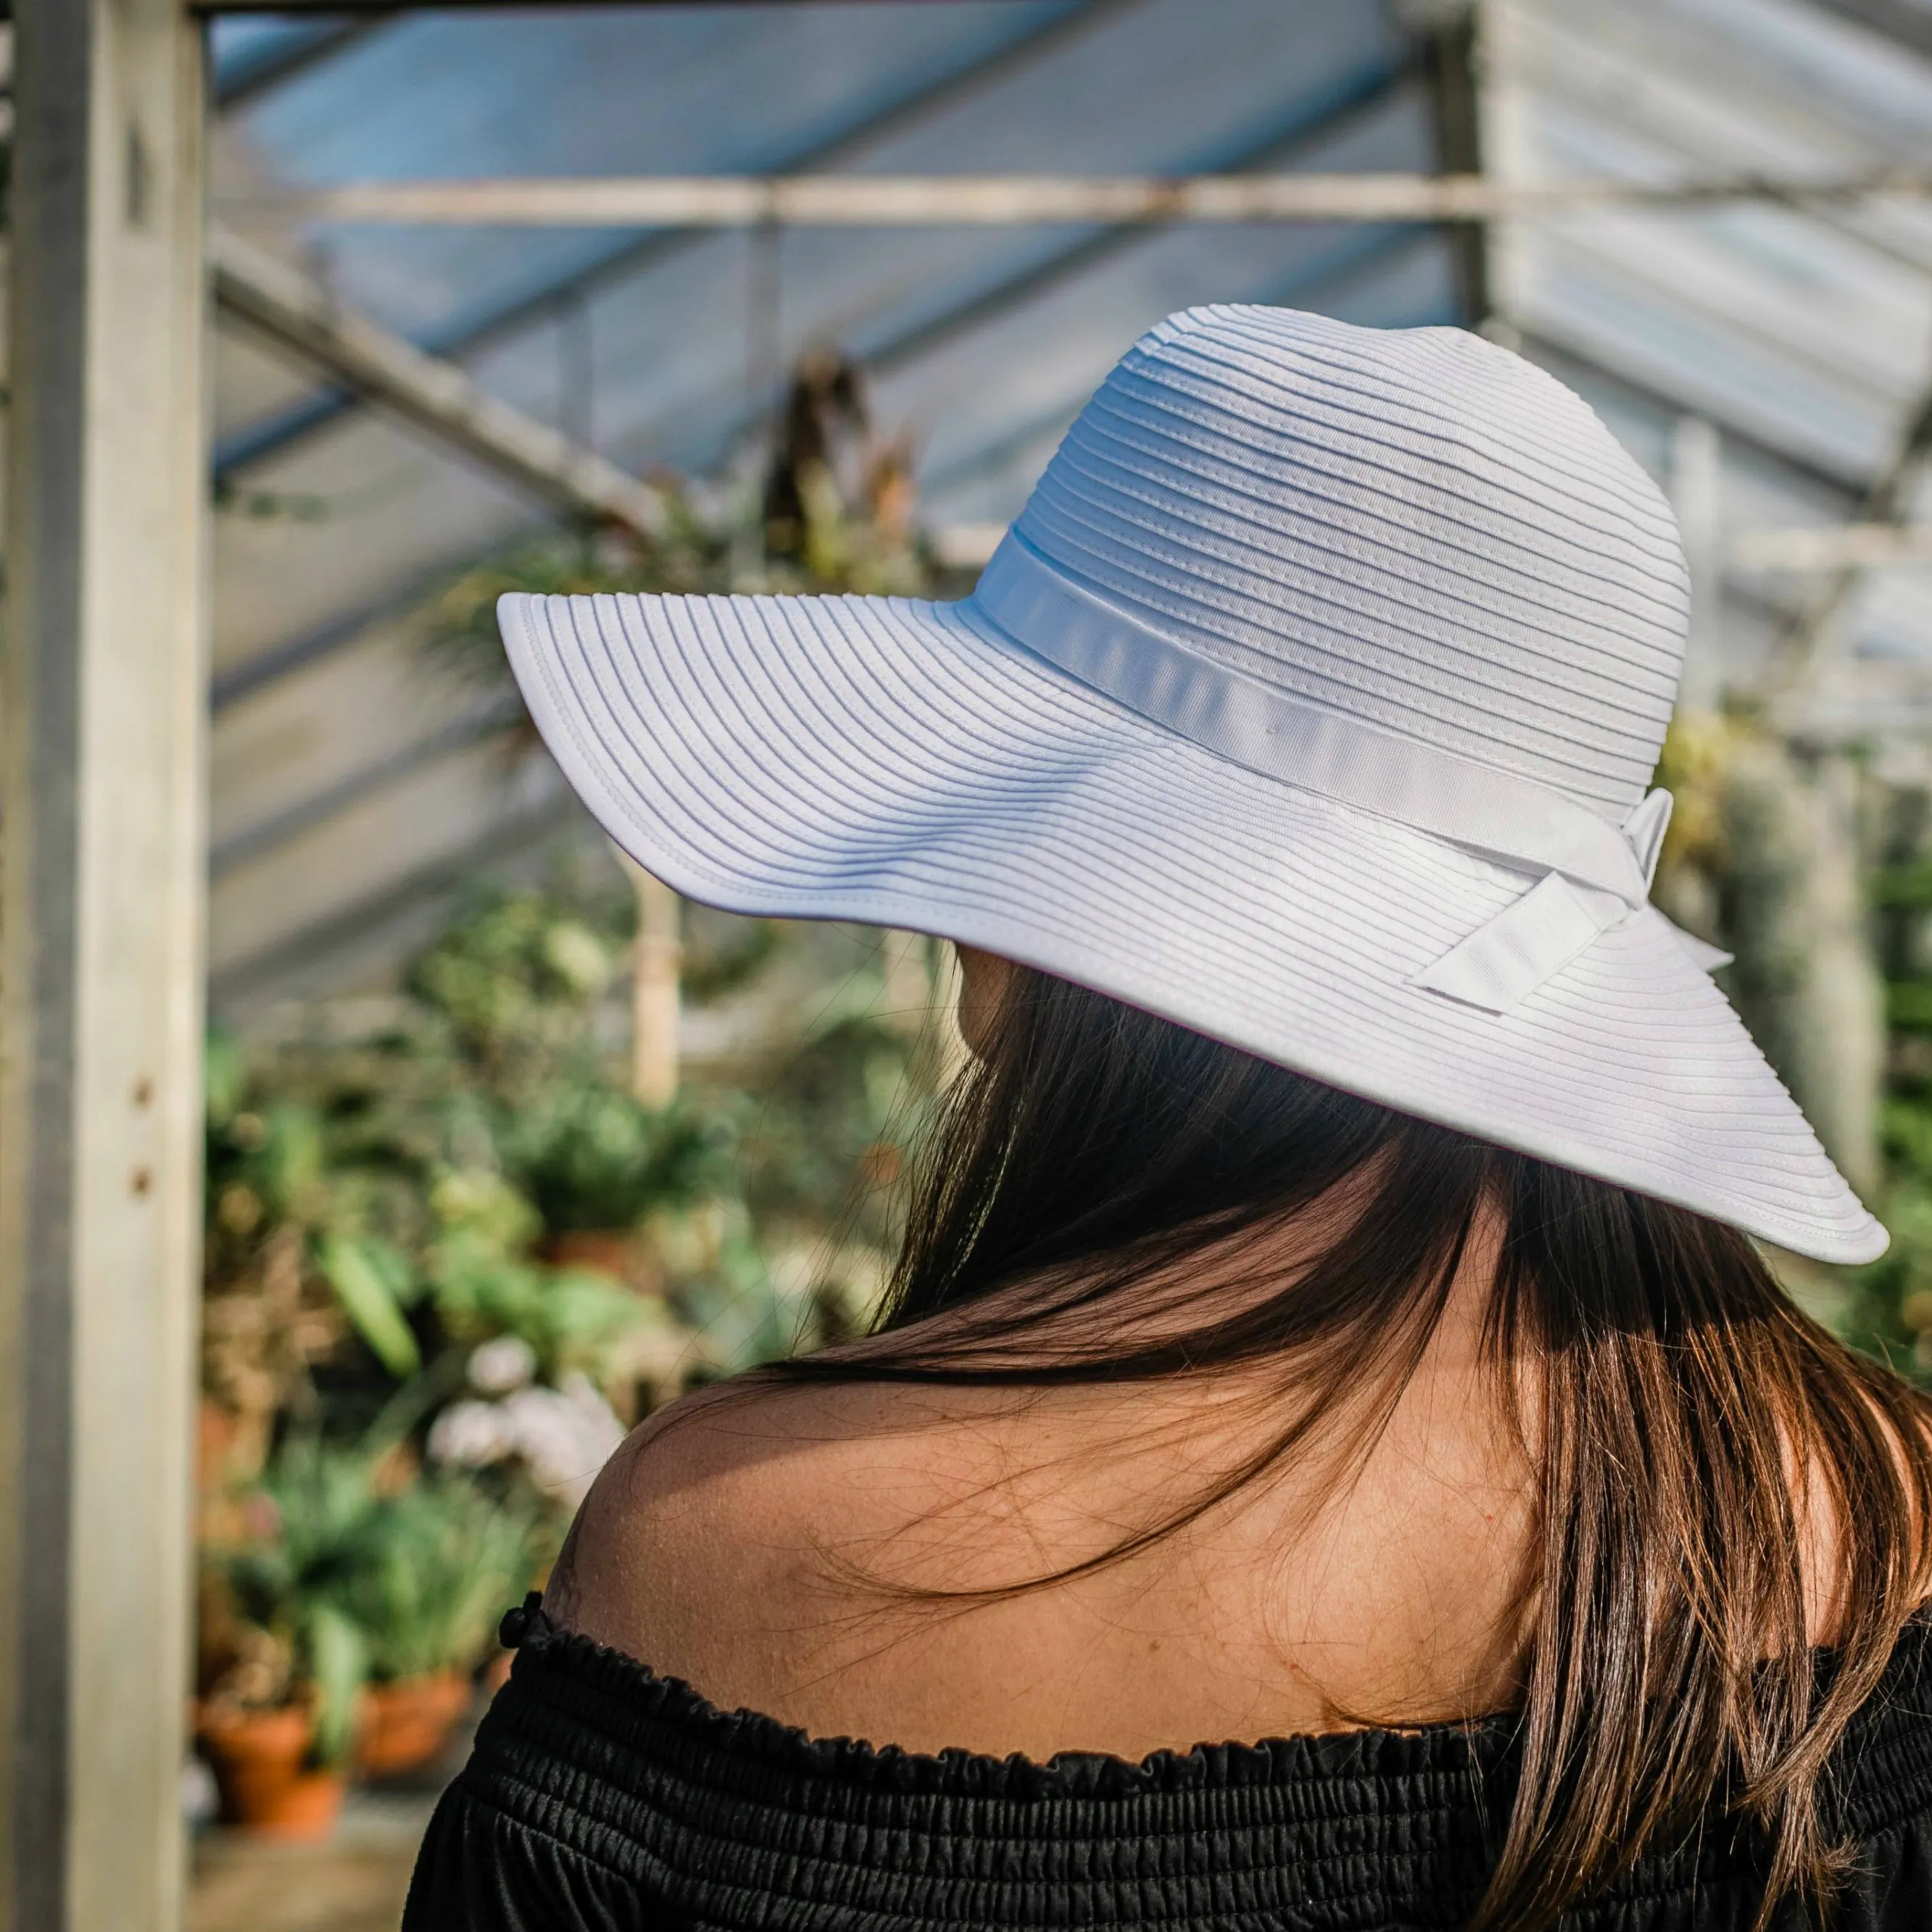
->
[539,1229,637,1284]
[196,1703,347,1840]
[257,1769,348,1841]
[355,1670,472,1780]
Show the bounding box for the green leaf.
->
[347,1473,544,1680]
[204,1029,247,1129]
[1890,983,1932,1034]
[360,1232,425,1309]
[1873,862,1932,909]
[494,1085,729,1232]
[262,1101,329,1220]
[307,1601,369,1767]
[318,1232,422,1377]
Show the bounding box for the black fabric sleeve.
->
[396,1599,1932,1932]
[402,1777,673,1932]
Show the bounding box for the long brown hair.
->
[772,961,1932,1929]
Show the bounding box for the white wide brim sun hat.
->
[501,303,1886,1266]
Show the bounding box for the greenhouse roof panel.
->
[200,0,1932,1008]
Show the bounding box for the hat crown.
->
[1008,305,1688,816]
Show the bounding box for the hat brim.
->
[501,589,1886,1266]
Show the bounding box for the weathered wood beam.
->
[1732,523,1932,572]
[210,228,667,536]
[1,2,210,1928]
[189,0,882,9]
[219,167,1932,227]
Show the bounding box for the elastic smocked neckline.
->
[497,1591,1514,1801]
[492,1593,1932,1823]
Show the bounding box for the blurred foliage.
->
[209,1438,385,1762]
[210,903,951,1523]
[204,1437,547,1751]
[402,890,624,1093]
[1652,710,1744,890]
[423,346,966,702]
[497,1083,726,1235]
[729,997,932,1253]
[200,876,948,1725]
[207,884,729,1431]
[1852,781,1932,1379]
[348,1471,547,1684]
[197,344,961,1749]
[1657,716,1932,1380]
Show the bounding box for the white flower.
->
[499,1375,625,1509]
[427,1398,516,1468]
[427,1374,625,1509]
[468,1333,538,1395]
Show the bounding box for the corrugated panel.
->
[1489,0,1932,718]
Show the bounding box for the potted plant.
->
[350,1471,543,1779]
[497,1077,726,1285]
[197,1440,381,1838]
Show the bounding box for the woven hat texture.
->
[500,304,1884,1264]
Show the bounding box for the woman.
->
[405,306,1932,1930]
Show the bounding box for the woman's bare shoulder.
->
[542,1375,992,1682]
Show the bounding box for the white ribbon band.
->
[970,530,1714,1015]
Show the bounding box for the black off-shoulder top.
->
[403,1597,1932,1930]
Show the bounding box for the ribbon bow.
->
[972,531,1730,1016]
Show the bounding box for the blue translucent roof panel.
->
[212,0,1441,554]
[211,16,354,83]
[219,3,1082,339]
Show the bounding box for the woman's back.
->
[549,1270,1537,1761]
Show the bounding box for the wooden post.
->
[621,856,681,1107]
[0,4,210,1928]
[1416,0,1489,329]
[1670,415,1725,715]
[931,940,971,1084]
[881,932,971,1082]
[1475,0,1527,339]
[879,929,933,1034]
[1720,739,1885,1201]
